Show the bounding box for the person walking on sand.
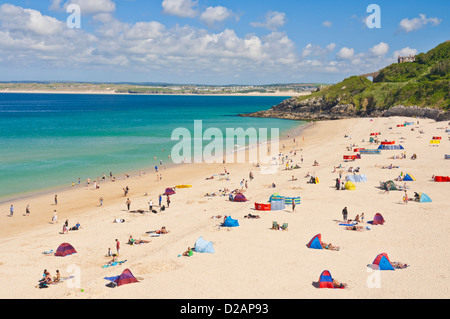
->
[342,207,348,222]
[99,196,103,206]
[52,210,58,223]
[159,194,162,207]
[25,204,30,216]
[9,204,14,217]
[403,191,408,204]
[54,194,58,205]
[167,195,170,208]
[126,198,131,211]
[292,200,296,213]
[148,199,153,212]
[115,239,120,256]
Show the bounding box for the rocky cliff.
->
[239,96,450,121]
[240,41,449,122]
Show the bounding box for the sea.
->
[0,93,305,201]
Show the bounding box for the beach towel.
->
[102,260,127,268]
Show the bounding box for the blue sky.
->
[0,0,447,84]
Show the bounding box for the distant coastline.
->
[0,89,311,97]
[0,82,319,97]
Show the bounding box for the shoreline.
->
[0,120,308,206]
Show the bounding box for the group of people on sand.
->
[37,269,60,288]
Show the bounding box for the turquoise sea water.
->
[0,93,304,201]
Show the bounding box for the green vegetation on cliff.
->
[297,41,450,112]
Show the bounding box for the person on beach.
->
[115,239,120,255]
[159,194,162,207]
[54,194,58,205]
[361,213,365,223]
[128,235,150,245]
[52,210,58,223]
[53,270,60,283]
[25,204,30,216]
[166,195,170,208]
[342,207,348,222]
[62,224,68,234]
[333,279,348,288]
[403,191,408,204]
[321,241,340,251]
[9,204,14,217]
[182,247,193,257]
[148,199,153,212]
[126,198,131,211]
[99,196,103,206]
[292,200,296,213]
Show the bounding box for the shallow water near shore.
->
[0,93,304,201]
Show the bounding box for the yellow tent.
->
[345,181,356,190]
[430,140,440,144]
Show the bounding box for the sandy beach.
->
[0,116,449,299]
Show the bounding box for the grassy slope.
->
[296,41,450,112]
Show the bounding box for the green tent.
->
[382,180,398,191]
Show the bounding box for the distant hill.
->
[241,41,450,121]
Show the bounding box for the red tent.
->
[164,188,175,195]
[432,136,442,140]
[381,141,395,145]
[372,213,385,225]
[255,203,271,211]
[233,193,248,202]
[370,133,380,136]
[318,270,345,289]
[114,269,139,287]
[55,243,77,257]
[343,155,357,160]
[434,176,450,182]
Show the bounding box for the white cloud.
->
[369,42,389,57]
[322,20,332,27]
[62,0,116,14]
[0,4,65,36]
[199,6,234,27]
[399,14,441,33]
[336,47,354,60]
[251,11,286,31]
[162,0,198,18]
[49,0,63,11]
[301,43,336,58]
[393,47,418,58]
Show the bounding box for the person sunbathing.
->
[244,214,260,219]
[157,226,169,234]
[333,279,348,288]
[69,223,81,231]
[391,262,409,269]
[128,235,150,245]
[321,242,340,251]
[345,225,364,231]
